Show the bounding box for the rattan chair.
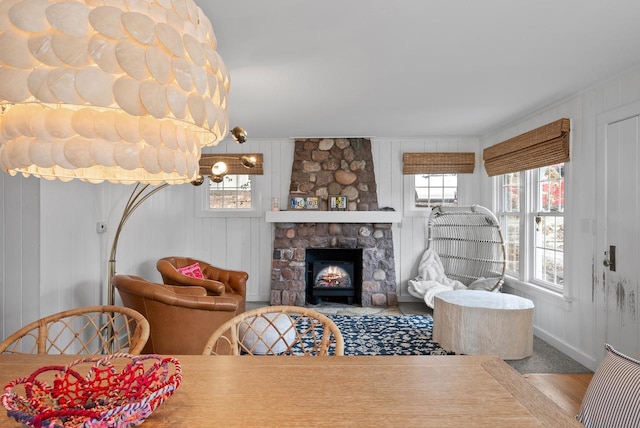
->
[203,305,345,356]
[0,305,150,355]
[427,205,506,291]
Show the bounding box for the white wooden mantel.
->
[265,210,401,223]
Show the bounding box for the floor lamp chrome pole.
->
[106,129,249,305]
[107,176,206,305]
[107,183,170,306]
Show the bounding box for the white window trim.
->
[403,173,474,217]
[503,275,572,309]
[196,175,263,218]
[494,167,570,300]
[528,168,565,292]
[403,174,428,216]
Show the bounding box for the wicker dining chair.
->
[203,305,345,356]
[0,305,150,355]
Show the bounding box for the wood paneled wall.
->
[0,136,480,319]
[0,174,40,341]
[3,63,640,370]
[479,64,640,370]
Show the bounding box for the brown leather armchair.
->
[156,256,247,314]
[112,275,243,355]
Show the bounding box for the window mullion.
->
[522,169,534,281]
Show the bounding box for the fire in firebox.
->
[314,265,352,288]
[308,253,360,305]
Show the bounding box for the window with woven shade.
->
[483,118,570,177]
[199,153,264,213]
[488,119,570,292]
[402,152,475,174]
[199,154,264,176]
[403,152,475,210]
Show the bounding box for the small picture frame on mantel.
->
[289,195,320,210]
[305,196,320,210]
[289,195,306,210]
[329,195,347,211]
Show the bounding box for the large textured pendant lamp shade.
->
[0,0,230,184]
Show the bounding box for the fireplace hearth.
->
[307,248,362,305]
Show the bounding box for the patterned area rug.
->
[326,314,454,356]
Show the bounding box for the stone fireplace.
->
[269,138,398,307]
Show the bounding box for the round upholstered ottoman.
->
[239,313,296,354]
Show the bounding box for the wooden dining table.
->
[0,354,583,427]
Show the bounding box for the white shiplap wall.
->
[0,136,480,326]
[4,63,640,370]
[371,138,481,299]
[0,174,40,341]
[478,64,640,370]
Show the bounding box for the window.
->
[197,153,263,215]
[500,172,521,273]
[208,174,253,209]
[496,162,565,289]
[402,152,473,213]
[534,164,564,285]
[414,174,458,208]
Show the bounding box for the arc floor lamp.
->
[0,0,249,306]
[105,134,258,307]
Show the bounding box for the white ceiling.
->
[199,1,640,139]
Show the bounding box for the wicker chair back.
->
[203,305,344,356]
[0,305,150,355]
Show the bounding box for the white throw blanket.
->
[407,248,467,308]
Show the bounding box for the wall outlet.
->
[96,222,107,234]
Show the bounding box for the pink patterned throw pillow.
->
[177,262,204,279]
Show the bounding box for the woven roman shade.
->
[402,152,476,174]
[483,118,570,177]
[199,154,264,175]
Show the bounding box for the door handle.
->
[604,245,616,271]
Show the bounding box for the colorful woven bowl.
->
[1,353,182,427]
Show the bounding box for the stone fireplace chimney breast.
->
[270,138,398,307]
